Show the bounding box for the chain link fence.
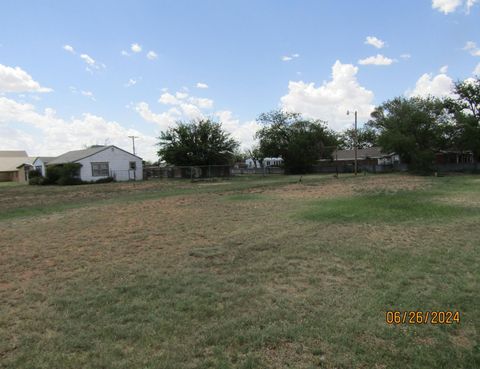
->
[144,165,232,181]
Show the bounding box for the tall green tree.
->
[157,119,239,165]
[338,126,378,150]
[368,97,451,171]
[444,77,480,160]
[256,110,337,174]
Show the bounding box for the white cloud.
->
[188,97,213,109]
[121,50,130,56]
[439,65,449,74]
[196,82,209,89]
[80,54,95,66]
[432,0,463,13]
[125,78,137,87]
[158,92,181,105]
[467,0,478,12]
[81,90,96,101]
[280,60,375,130]
[400,53,412,60]
[464,41,480,56]
[432,0,477,13]
[364,36,385,49]
[136,92,258,148]
[78,53,105,72]
[281,53,300,62]
[0,64,52,93]
[134,102,180,130]
[406,72,454,98]
[358,54,395,66]
[131,43,142,53]
[0,96,157,160]
[214,110,260,149]
[63,44,75,54]
[474,63,480,75]
[146,50,158,60]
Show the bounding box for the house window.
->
[35,165,42,173]
[129,161,136,170]
[91,162,109,177]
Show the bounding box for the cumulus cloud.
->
[406,72,454,98]
[432,0,477,13]
[0,96,157,160]
[134,102,180,130]
[439,65,449,74]
[214,110,261,149]
[131,43,142,53]
[280,60,375,130]
[146,51,158,60]
[157,91,214,110]
[358,54,395,66]
[0,64,52,93]
[196,82,209,89]
[63,44,75,54]
[365,36,385,49]
[136,91,260,148]
[400,53,412,59]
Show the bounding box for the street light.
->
[346,110,358,176]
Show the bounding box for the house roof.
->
[0,156,34,172]
[0,150,28,158]
[332,147,386,161]
[48,145,142,165]
[33,156,56,164]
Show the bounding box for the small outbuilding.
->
[47,145,143,181]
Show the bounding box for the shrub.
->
[94,176,115,184]
[45,163,83,186]
[29,176,45,185]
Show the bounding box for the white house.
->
[32,156,56,177]
[245,157,283,168]
[47,145,143,181]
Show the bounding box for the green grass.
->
[301,189,479,223]
[1,174,479,368]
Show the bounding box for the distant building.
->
[32,156,56,177]
[0,151,34,183]
[327,147,400,166]
[47,145,143,181]
[245,157,283,168]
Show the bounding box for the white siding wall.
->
[75,147,143,182]
[32,158,47,176]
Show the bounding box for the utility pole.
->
[354,110,358,176]
[128,135,138,155]
[347,110,358,176]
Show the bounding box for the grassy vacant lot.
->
[1,174,479,369]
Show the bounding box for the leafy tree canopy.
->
[368,96,451,171]
[157,119,239,166]
[338,126,378,150]
[255,110,337,174]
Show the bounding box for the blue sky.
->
[1,0,479,160]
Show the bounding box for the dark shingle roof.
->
[34,156,56,163]
[48,146,109,165]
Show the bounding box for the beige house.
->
[0,151,34,183]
